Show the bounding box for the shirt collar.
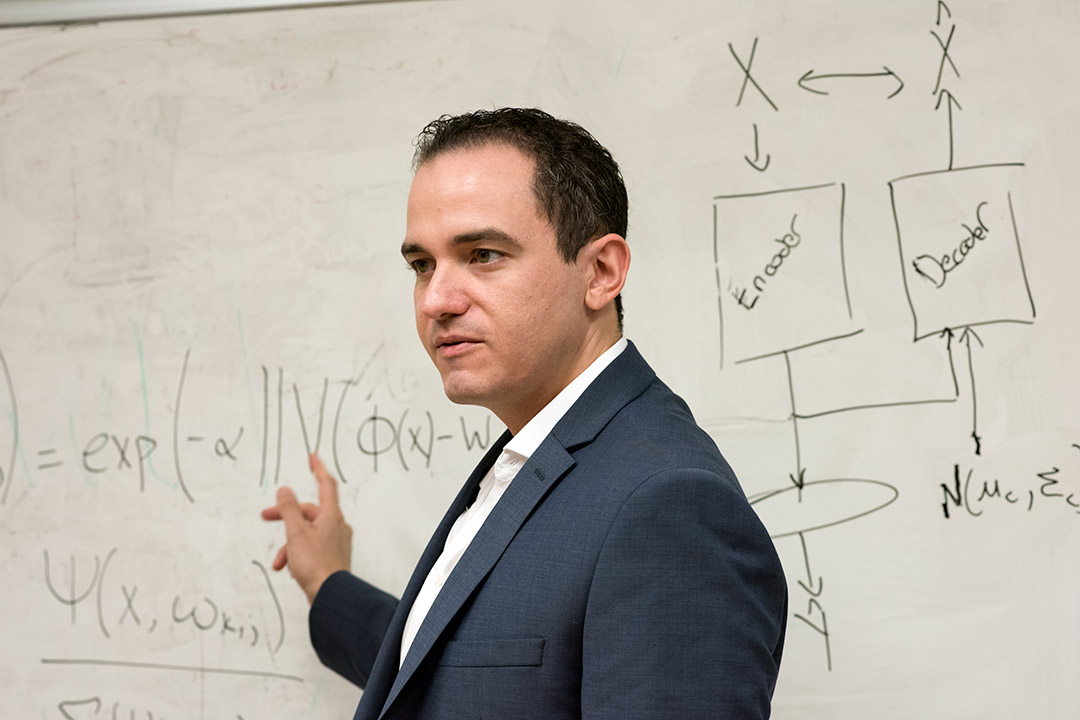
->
[503,337,628,464]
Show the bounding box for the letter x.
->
[931,24,960,95]
[119,584,141,625]
[729,38,778,112]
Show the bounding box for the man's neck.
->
[498,331,624,435]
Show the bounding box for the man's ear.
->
[581,233,630,313]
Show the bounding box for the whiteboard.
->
[1,1,1077,717]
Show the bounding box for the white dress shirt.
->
[399,337,628,667]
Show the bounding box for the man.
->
[263,108,787,719]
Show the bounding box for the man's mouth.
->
[435,337,480,357]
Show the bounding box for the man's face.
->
[402,143,594,432]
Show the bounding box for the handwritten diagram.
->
[708,0,1072,674]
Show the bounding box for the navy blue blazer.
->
[309,342,787,719]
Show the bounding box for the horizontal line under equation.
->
[40,657,304,683]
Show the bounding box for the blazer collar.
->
[377,341,656,717]
[550,339,656,449]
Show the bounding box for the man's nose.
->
[419,265,470,319]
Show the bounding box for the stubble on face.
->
[403,144,597,433]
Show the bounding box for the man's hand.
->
[261,454,353,605]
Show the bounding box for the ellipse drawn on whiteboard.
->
[749,478,899,539]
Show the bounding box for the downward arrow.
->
[744,123,771,172]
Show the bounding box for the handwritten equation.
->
[42,547,285,658]
[39,546,303,718]
[941,444,1080,519]
[0,348,494,505]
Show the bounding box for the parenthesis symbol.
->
[172,349,195,503]
[395,408,409,472]
[96,547,119,638]
[252,559,285,654]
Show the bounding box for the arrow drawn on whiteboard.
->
[939,327,961,398]
[941,326,984,454]
[936,0,952,26]
[959,326,984,455]
[782,351,807,502]
[797,66,904,98]
[744,123,771,172]
[936,88,962,170]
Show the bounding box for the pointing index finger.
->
[310,453,340,510]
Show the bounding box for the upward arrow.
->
[958,326,983,348]
[936,88,962,170]
[940,327,960,397]
[958,326,983,454]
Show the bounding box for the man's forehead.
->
[406,143,545,221]
[413,141,535,184]
[402,143,553,259]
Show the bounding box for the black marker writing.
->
[912,201,990,288]
[940,445,1080,519]
[731,213,802,311]
[42,548,286,658]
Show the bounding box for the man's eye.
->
[407,258,433,274]
[475,249,500,264]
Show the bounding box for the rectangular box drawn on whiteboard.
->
[889,163,1035,341]
[712,182,854,367]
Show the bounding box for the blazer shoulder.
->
[594,375,739,487]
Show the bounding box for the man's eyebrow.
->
[401,228,523,257]
[400,242,425,257]
[452,228,522,249]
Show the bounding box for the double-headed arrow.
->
[798,66,904,99]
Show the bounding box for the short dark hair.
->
[412,107,627,329]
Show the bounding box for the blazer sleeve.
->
[308,570,400,688]
[581,467,787,719]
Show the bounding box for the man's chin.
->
[440,379,487,408]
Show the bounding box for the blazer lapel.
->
[381,438,577,714]
[376,341,658,717]
[357,430,510,720]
